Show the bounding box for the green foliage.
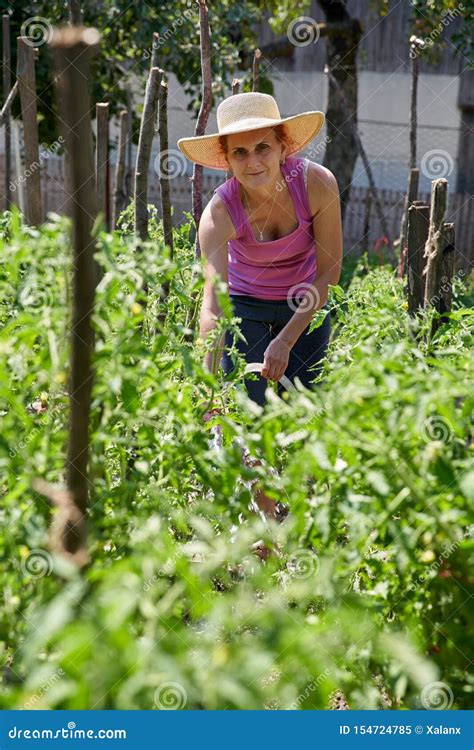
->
[3,1,264,146]
[0,208,472,709]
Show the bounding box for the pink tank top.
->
[213,155,317,300]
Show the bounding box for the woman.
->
[178,92,343,524]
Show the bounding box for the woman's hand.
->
[261,336,291,382]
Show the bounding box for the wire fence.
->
[0,128,471,273]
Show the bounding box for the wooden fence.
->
[1,154,472,272]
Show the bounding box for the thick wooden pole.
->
[430,222,456,337]
[3,15,12,210]
[68,0,82,25]
[252,48,261,92]
[406,201,430,316]
[16,36,43,224]
[113,109,128,228]
[191,0,212,259]
[134,67,161,241]
[95,102,109,228]
[423,178,448,308]
[50,25,100,564]
[158,78,173,261]
[398,167,419,277]
[156,76,173,331]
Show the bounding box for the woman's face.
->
[224,127,287,189]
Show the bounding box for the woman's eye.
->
[257,144,269,151]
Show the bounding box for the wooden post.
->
[68,0,82,25]
[225,79,241,180]
[156,76,173,330]
[252,48,261,92]
[150,31,160,69]
[134,66,161,241]
[191,0,212,259]
[423,178,448,309]
[440,223,456,316]
[113,109,128,229]
[398,167,419,278]
[95,102,109,228]
[0,80,18,126]
[16,36,43,225]
[124,84,134,205]
[50,25,100,566]
[430,222,455,336]
[406,201,430,316]
[397,37,421,276]
[3,15,12,210]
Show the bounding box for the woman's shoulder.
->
[305,161,340,218]
[200,187,237,242]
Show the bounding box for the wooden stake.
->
[232,78,241,96]
[16,36,43,225]
[252,48,261,92]
[134,66,161,241]
[3,15,12,210]
[95,102,109,229]
[50,25,100,566]
[157,76,173,330]
[67,0,82,25]
[430,222,455,336]
[423,178,448,308]
[406,201,430,316]
[0,79,18,126]
[191,0,212,259]
[113,109,128,228]
[124,84,134,205]
[398,167,419,278]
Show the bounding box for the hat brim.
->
[177,111,325,171]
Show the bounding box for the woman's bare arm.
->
[278,163,343,348]
[198,194,235,374]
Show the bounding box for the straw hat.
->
[177,92,325,171]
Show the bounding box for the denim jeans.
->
[221,294,331,406]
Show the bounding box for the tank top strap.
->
[213,178,247,238]
[281,156,313,221]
